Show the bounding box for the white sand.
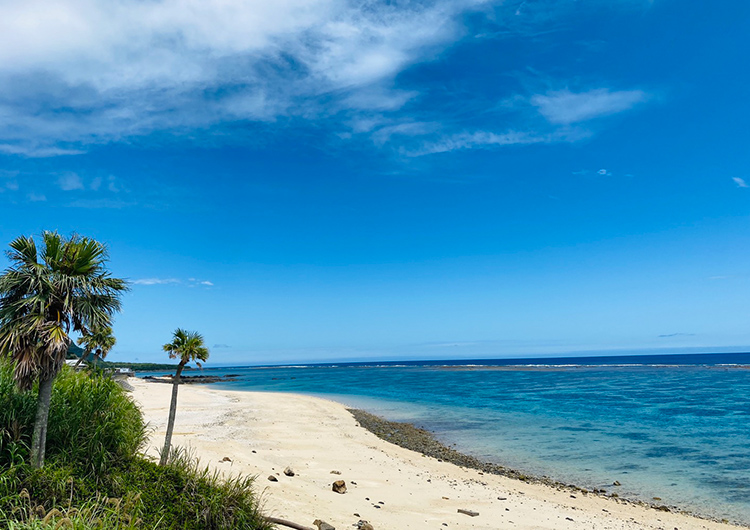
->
[130,378,743,530]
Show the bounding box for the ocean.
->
[141,352,750,524]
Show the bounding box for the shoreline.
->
[130,378,747,529]
[346,408,730,525]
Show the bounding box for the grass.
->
[0,362,273,530]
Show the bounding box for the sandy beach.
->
[130,378,744,530]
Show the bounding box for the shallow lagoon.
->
[145,353,750,524]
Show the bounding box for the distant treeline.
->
[104,361,192,372]
[66,343,190,372]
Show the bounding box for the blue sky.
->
[1,0,749,365]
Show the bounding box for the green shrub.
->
[0,362,37,467]
[0,361,272,530]
[115,451,272,530]
[0,363,146,477]
[1,491,147,530]
[46,368,146,478]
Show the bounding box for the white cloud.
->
[0,0,487,151]
[372,122,439,146]
[410,127,591,156]
[58,172,84,191]
[27,192,46,202]
[133,278,181,285]
[531,88,647,124]
[65,198,138,209]
[134,277,214,287]
[732,177,748,188]
[0,143,85,157]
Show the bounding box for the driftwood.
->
[265,516,316,530]
[457,508,479,517]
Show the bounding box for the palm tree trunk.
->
[159,363,185,465]
[73,350,89,369]
[30,374,54,468]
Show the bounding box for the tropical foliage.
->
[76,325,117,367]
[0,232,128,467]
[0,363,272,530]
[160,329,209,465]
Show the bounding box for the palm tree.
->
[76,325,116,367]
[160,328,209,465]
[0,232,128,468]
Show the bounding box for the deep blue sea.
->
[140,352,750,524]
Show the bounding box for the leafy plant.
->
[0,232,128,468]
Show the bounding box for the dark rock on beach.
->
[332,480,347,494]
[347,408,530,482]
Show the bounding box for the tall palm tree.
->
[160,328,209,465]
[76,325,116,367]
[0,232,128,468]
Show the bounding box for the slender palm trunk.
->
[73,350,90,369]
[159,363,185,465]
[30,374,55,468]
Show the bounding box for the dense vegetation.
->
[0,362,272,530]
[66,344,187,372]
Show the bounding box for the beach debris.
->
[313,519,336,530]
[355,521,374,530]
[613,480,621,486]
[221,456,232,462]
[284,466,295,477]
[565,517,574,521]
[266,517,316,530]
[330,470,342,475]
[268,475,278,482]
[497,497,507,500]
[457,509,479,517]
[332,479,347,494]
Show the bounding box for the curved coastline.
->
[131,377,747,530]
[346,408,740,526]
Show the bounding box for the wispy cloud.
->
[0,0,487,153]
[531,88,648,124]
[732,177,748,188]
[658,333,696,338]
[132,278,181,286]
[58,172,84,191]
[0,1,654,157]
[409,127,591,156]
[65,198,138,209]
[134,277,215,287]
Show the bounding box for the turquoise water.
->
[143,354,750,524]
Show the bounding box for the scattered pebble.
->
[313,519,335,530]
